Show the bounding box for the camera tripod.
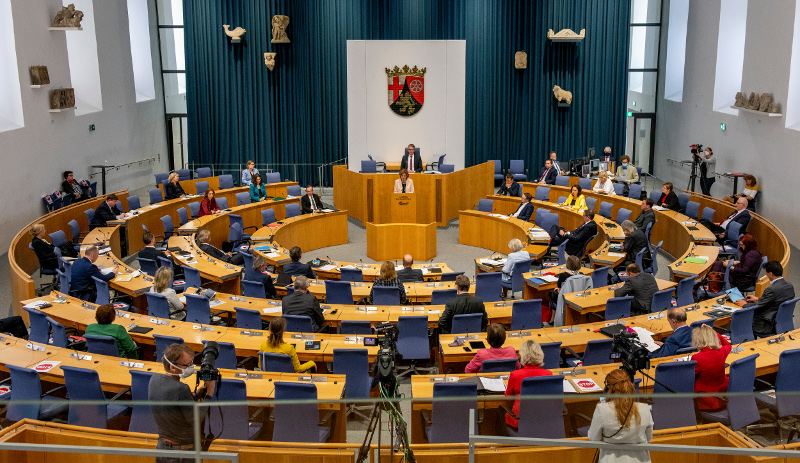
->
[356,381,415,463]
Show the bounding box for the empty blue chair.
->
[287,185,302,196]
[605,296,633,320]
[509,160,527,181]
[92,276,130,309]
[598,202,613,219]
[57,268,69,293]
[616,208,632,225]
[203,340,237,370]
[235,307,263,330]
[361,160,377,173]
[160,215,176,239]
[146,292,171,319]
[176,169,191,181]
[438,164,455,173]
[475,272,502,303]
[242,279,267,299]
[340,267,364,282]
[481,358,518,373]
[540,341,562,369]
[676,193,690,213]
[592,266,611,288]
[284,314,314,333]
[567,339,613,367]
[537,213,559,238]
[325,280,353,304]
[154,173,170,186]
[153,334,183,361]
[649,190,662,205]
[775,297,800,334]
[182,265,202,290]
[262,209,276,226]
[216,197,229,209]
[285,203,301,218]
[396,316,431,376]
[644,220,656,251]
[340,320,372,335]
[84,208,95,225]
[535,208,551,225]
[492,160,503,180]
[186,293,224,325]
[187,201,200,218]
[260,352,295,373]
[333,349,373,418]
[425,383,478,443]
[195,167,212,178]
[24,307,50,344]
[476,199,493,213]
[675,276,696,307]
[60,366,129,429]
[612,183,625,195]
[555,175,570,187]
[219,175,234,189]
[578,177,593,190]
[148,188,163,205]
[585,196,597,212]
[507,375,565,438]
[534,187,550,202]
[730,306,756,343]
[265,172,282,184]
[84,334,121,357]
[195,181,209,196]
[451,313,483,334]
[68,219,83,247]
[510,299,542,331]
[6,364,67,422]
[700,354,760,430]
[430,154,447,171]
[652,360,698,430]
[235,192,251,206]
[701,207,716,223]
[207,378,262,440]
[47,317,71,348]
[754,349,800,436]
[177,207,189,226]
[628,183,643,200]
[273,382,331,443]
[650,288,674,313]
[373,286,401,305]
[685,201,700,220]
[431,289,457,305]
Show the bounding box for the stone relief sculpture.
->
[758,93,773,112]
[547,28,586,41]
[514,51,527,69]
[30,66,50,86]
[768,102,779,113]
[734,90,781,113]
[50,88,75,109]
[734,91,746,108]
[52,4,84,28]
[553,85,572,105]
[223,25,246,42]
[271,15,290,43]
[264,52,276,71]
[747,92,760,110]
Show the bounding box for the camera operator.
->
[697,147,716,196]
[149,343,216,463]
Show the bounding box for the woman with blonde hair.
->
[592,171,616,195]
[259,317,316,372]
[368,261,407,304]
[151,267,185,320]
[722,174,758,206]
[503,340,553,428]
[588,369,653,463]
[29,223,58,271]
[690,324,731,410]
[164,172,186,200]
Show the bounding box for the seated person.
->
[502,238,530,285]
[613,154,639,185]
[369,261,408,304]
[549,151,563,175]
[251,254,278,298]
[465,324,518,373]
[699,197,751,242]
[283,246,316,278]
[722,174,758,207]
[260,317,316,372]
[613,263,658,316]
[548,209,598,257]
[722,234,762,291]
[85,304,139,358]
[504,340,553,428]
[394,169,415,193]
[734,261,795,337]
[62,170,90,202]
[592,171,615,195]
[656,182,680,211]
[547,256,582,323]
[396,254,424,283]
[497,173,521,197]
[650,307,691,358]
[138,231,170,262]
[301,186,323,214]
[241,160,259,186]
[439,275,488,334]
[198,189,221,216]
[691,325,731,411]
[536,159,557,185]
[164,172,186,200]
[632,198,655,233]
[282,276,325,332]
[401,144,423,173]
[29,224,58,271]
[150,267,185,320]
[562,185,587,210]
[70,246,117,302]
[0,316,30,339]
[196,229,245,266]
[509,193,534,221]
[616,220,650,272]
[249,173,268,202]
[90,194,122,229]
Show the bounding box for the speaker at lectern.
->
[390,193,417,223]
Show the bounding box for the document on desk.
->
[209,299,225,307]
[318,264,337,271]
[652,206,668,211]
[631,326,660,352]
[489,214,510,219]
[114,274,134,282]
[265,252,282,258]
[607,252,626,258]
[262,306,282,314]
[540,275,559,283]
[99,267,115,275]
[563,379,578,393]
[479,258,506,266]
[478,377,507,392]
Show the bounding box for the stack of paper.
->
[540,275,559,283]
[631,326,660,352]
[479,258,506,266]
[317,264,337,271]
[478,377,506,392]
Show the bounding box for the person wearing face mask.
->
[149,343,216,462]
[614,155,639,195]
[699,147,716,196]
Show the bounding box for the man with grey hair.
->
[196,229,244,265]
[650,307,692,358]
[439,275,488,334]
[616,219,650,273]
[281,275,325,332]
[401,143,423,173]
[699,196,752,244]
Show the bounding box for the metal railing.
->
[185,158,348,190]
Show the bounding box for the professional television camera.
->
[373,321,400,394]
[196,341,221,383]
[610,331,650,378]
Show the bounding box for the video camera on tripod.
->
[373,321,401,390]
[610,331,650,375]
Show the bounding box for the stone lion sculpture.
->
[553,85,572,105]
[53,4,84,28]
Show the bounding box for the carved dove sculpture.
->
[223,25,246,42]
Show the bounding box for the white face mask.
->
[165,356,196,379]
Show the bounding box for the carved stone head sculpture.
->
[264,53,276,71]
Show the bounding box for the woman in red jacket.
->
[504,340,552,428]
[198,188,220,217]
[691,325,732,411]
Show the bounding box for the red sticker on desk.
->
[33,361,61,373]
[113,303,126,309]
[0,386,10,395]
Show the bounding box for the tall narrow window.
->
[0,0,24,132]
[663,0,689,102]
[64,0,102,115]
[786,1,800,130]
[713,0,748,115]
[127,0,155,102]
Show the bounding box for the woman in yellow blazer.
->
[260,317,316,372]
[562,185,587,210]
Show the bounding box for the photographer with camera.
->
[149,343,216,463]
[696,147,716,196]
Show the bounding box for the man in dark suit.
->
[283,246,316,278]
[701,197,752,243]
[438,275,488,334]
[536,160,557,185]
[70,246,117,302]
[651,307,692,358]
[549,209,598,257]
[617,220,650,271]
[282,276,325,332]
[196,230,244,265]
[396,254,424,283]
[497,173,521,197]
[633,198,656,233]
[614,264,659,315]
[509,193,534,222]
[549,151,563,175]
[401,144,423,173]
[735,261,795,337]
[300,186,323,214]
[138,231,170,261]
[90,194,121,229]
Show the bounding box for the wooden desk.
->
[522,264,594,302]
[458,211,530,253]
[383,162,428,172]
[159,175,221,196]
[167,235,243,294]
[669,245,720,282]
[563,278,678,325]
[314,262,454,282]
[250,211,349,266]
[366,222,436,261]
[389,193,419,223]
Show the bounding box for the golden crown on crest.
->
[385,65,427,78]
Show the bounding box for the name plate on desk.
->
[344,336,363,343]
[647,313,666,320]
[240,331,263,337]
[605,321,625,327]
[559,327,582,333]
[70,353,92,361]
[290,334,315,340]
[229,296,247,302]
[149,318,170,325]
[493,302,511,307]
[116,311,131,318]
[731,346,745,353]
[119,361,145,368]
[192,325,215,332]
[424,283,444,288]
[26,343,46,352]
[454,335,480,341]
[321,305,332,310]
[768,336,786,345]
[311,376,328,383]
[508,331,531,337]
[429,377,445,383]
[235,372,263,380]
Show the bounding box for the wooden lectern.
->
[390,193,417,223]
